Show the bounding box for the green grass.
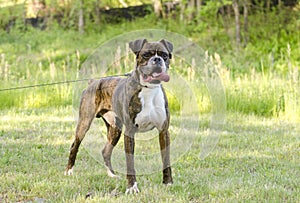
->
[224,71,300,120]
[0,107,299,202]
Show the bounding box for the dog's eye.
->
[142,53,151,59]
[161,53,169,61]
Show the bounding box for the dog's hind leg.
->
[65,90,96,175]
[101,113,122,178]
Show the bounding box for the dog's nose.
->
[154,57,162,63]
[152,57,163,65]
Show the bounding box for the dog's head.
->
[129,39,173,86]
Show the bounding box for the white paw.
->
[64,167,74,176]
[105,166,120,179]
[125,182,140,194]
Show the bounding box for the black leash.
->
[0,73,131,92]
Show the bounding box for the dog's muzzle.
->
[140,56,170,83]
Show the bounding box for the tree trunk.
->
[278,0,282,8]
[78,0,84,33]
[196,0,202,13]
[243,0,249,45]
[232,0,241,47]
[188,0,195,21]
[180,0,185,21]
[95,0,100,25]
[153,0,164,18]
[219,0,230,36]
[266,0,270,11]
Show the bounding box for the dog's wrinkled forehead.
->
[140,42,168,53]
[129,39,173,57]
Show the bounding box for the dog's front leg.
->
[159,129,173,185]
[124,133,139,194]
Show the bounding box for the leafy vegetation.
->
[1,7,299,117]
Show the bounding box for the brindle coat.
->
[66,39,173,193]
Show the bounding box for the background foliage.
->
[1,0,299,120]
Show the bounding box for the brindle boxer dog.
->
[65,39,173,194]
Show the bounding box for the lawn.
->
[0,107,299,202]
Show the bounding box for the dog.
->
[65,39,173,194]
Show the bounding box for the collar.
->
[138,83,160,89]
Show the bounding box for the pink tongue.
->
[157,72,170,82]
[144,72,170,82]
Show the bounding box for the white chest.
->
[135,87,167,132]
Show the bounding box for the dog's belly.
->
[135,87,167,132]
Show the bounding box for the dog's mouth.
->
[142,72,170,83]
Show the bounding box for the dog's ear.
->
[129,39,148,55]
[159,39,173,59]
[159,39,173,53]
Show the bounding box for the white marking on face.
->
[135,86,167,132]
[147,55,167,72]
[160,56,167,72]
